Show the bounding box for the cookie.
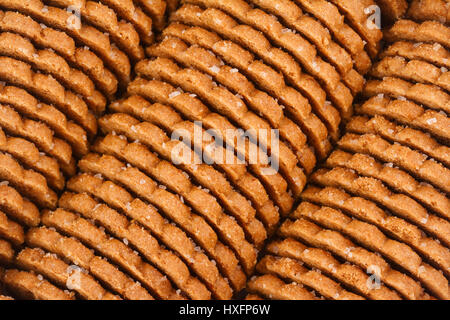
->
[247,274,317,300]
[63,177,245,293]
[0,10,118,97]
[293,0,371,74]
[2,269,74,300]
[360,91,450,142]
[346,115,450,167]
[83,148,264,251]
[41,208,185,300]
[0,56,97,137]
[147,36,325,165]
[171,3,353,118]
[45,0,145,61]
[125,80,292,216]
[293,202,446,299]
[0,210,24,246]
[0,183,40,227]
[249,0,365,94]
[0,0,131,84]
[311,167,450,247]
[75,153,248,283]
[92,132,258,274]
[16,247,121,300]
[363,76,450,114]
[266,238,406,300]
[0,32,106,114]
[136,0,167,31]
[168,6,337,119]
[135,58,308,197]
[0,152,57,208]
[381,41,450,70]
[160,23,329,164]
[58,192,213,300]
[326,149,450,221]
[375,0,408,23]
[0,103,75,177]
[245,294,263,300]
[408,0,450,24]
[257,255,364,300]
[384,19,450,49]
[62,183,230,300]
[279,219,404,300]
[105,110,278,238]
[371,56,450,92]
[0,83,89,157]
[0,128,64,192]
[26,226,154,300]
[0,239,14,265]
[327,0,383,57]
[302,185,450,280]
[338,132,450,194]
[83,0,154,44]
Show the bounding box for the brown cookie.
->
[247,274,317,300]
[0,128,64,192]
[326,149,450,221]
[62,181,231,300]
[302,185,450,281]
[44,0,145,61]
[147,36,325,165]
[0,83,89,158]
[294,0,372,74]
[381,41,450,69]
[249,0,365,94]
[371,56,450,92]
[279,219,404,300]
[0,103,75,177]
[41,208,185,300]
[135,58,308,198]
[136,0,167,31]
[0,56,97,137]
[171,3,353,118]
[346,115,450,168]
[257,255,364,300]
[293,202,446,299]
[0,0,131,84]
[92,132,258,275]
[2,269,75,300]
[63,176,245,292]
[0,210,24,246]
[0,183,40,227]
[0,10,118,97]
[125,81,292,216]
[0,152,57,208]
[0,239,14,265]
[26,227,154,300]
[408,0,450,24]
[311,167,450,247]
[375,0,408,23]
[266,238,409,300]
[75,152,247,284]
[0,32,106,114]
[162,23,340,149]
[360,92,450,142]
[16,247,121,300]
[58,191,212,300]
[384,19,450,49]
[327,0,383,57]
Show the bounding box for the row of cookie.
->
[246,10,449,300]
[0,0,176,115]
[141,1,384,211]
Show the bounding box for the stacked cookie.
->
[0,0,166,300]
[248,1,450,300]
